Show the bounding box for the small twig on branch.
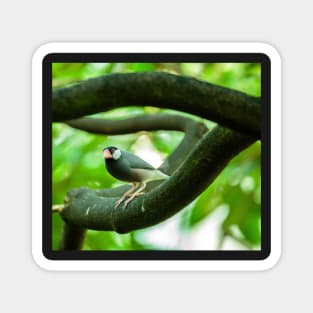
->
[52,204,65,213]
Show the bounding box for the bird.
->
[103,146,169,208]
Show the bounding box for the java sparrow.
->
[103,146,169,208]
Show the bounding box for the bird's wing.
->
[131,168,169,182]
[122,150,156,170]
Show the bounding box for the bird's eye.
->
[112,149,122,160]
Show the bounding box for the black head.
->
[103,146,122,160]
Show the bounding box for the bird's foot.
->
[114,183,140,209]
[114,196,127,209]
[123,192,145,209]
[114,192,145,209]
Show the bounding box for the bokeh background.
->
[52,62,261,251]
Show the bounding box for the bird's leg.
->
[114,183,139,208]
[123,182,147,209]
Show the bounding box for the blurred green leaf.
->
[151,131,183,154]
[129,63,156,72]
[188,186,222,227]
[52,213,63,250]
[239,211,261,245]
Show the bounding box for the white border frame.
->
[32,43,281,271]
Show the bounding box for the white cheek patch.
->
[112,149,122,160]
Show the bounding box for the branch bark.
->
[53,72,260,137]
[66,114,198,134]
[60,125,255,234]
[58,224,86,250]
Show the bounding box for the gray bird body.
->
[104,149,168,183]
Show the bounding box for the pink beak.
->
[103,149,112,159]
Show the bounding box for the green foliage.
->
[52,62,261,250]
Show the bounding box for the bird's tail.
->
[146,169,169,182]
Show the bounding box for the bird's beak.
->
[103,149,113,159]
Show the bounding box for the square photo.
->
[32,43,280,270]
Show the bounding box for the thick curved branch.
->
[53,72,260,137]
[66,114,208,174]
[67,114,196,134]
[60,125,256,233]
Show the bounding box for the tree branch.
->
[66,114,209,174]
[66,114,196,134]
[60,125,255,234]
[53,72,260,137]
[58,223,86,250]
